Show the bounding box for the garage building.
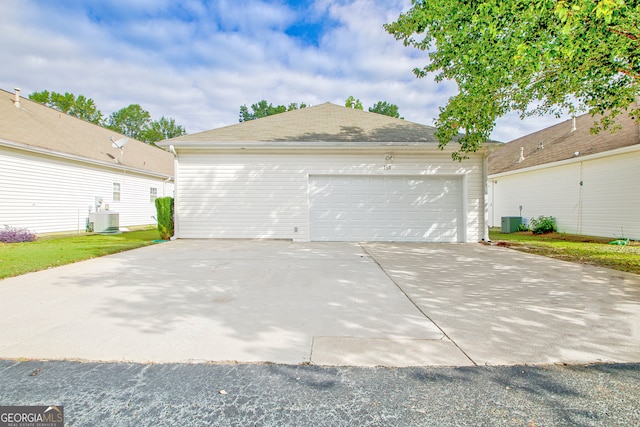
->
[162,103,490,242]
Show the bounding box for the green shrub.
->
[529,215,556,234]
[154,197,174,240]
[516,223,529,232]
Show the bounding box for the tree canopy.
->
[106,104,152,141]
[385,0,640,159]
[107,105,186,144]
[344,96,364,110]
[29,90,186,144]
[238,97,403,122]
[141,116,187,143]
[239,100,307,122]
[369,101,402,119]
[29,90,103,124]
[346,96,403,118]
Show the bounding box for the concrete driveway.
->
[0,240,638,367]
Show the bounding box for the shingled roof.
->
[0,88,173,177]
[167,102,441,145]
[489,112,640,175]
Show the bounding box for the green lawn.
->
[0,229,162,279]
[489,229,640,275]
[3,228,637,280]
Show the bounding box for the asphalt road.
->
[1,360,638,426]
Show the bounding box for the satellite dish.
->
[109,137,128,164]
[110,137,128,149]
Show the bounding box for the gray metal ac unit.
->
[89,212,119,233]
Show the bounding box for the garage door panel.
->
[309,175,463,242]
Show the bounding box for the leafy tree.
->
[29,90,103,124]
[141,116,187,143]
[369,101,403,119]
[28,90,52,106]
[346,96,403,118]
[385,0,640,159]
[106,104,152,141]
[287,102,308,111]
[50,92,76,113]
[345,96,363,110]
[30,89,186,144]
[239,100,307,122]
[69,95,103,125]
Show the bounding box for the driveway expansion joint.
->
[359,243,478,367]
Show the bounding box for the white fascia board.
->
[161,140,497,155]
[489,143,640,179]
[0,138,173,180]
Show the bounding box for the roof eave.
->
[160,140,496,154]
[489,143,640,178]
[1,138,174,180]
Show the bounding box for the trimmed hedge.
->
[155,197,174,240]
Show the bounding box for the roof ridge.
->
[167,101,438,144]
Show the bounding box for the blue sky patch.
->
[285,19,334,47]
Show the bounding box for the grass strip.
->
[0,229,161,279]
[489,230,640,275]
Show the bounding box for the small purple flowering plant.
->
[0,225,37,243]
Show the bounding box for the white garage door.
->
[309,175,463,242]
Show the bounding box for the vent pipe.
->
[517,147,525,163]
[13,88,20,108]
[570,116,577,132]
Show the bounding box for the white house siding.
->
[175,150,485,242]
[0,146,173,234]
[489,149,640,240]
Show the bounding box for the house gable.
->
[163,103,489,243]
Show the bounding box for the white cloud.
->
[0,0,565,141]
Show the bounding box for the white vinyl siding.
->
[0,146,173,234]
[489,148,640,240]
[175,151,485,242]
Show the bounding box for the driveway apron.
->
[0,240,468,367]
[362,243,640,366]
[0,240,638,367]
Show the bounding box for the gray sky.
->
[0,0,566,142]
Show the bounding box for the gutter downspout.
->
[483,149,490,242]
[169,145,179,240]
[163,177,172,194]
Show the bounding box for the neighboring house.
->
[161,102,493,243]
[0,88,174,234]
[488,112,640,240]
